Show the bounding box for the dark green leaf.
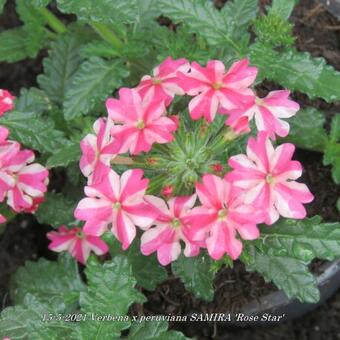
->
[63,57,129,120]
[269,0,298,20]
[242,243,320,303]
[0,0,6,14]
[172,253,215,301]
[330,114,340,143]
[250,43,340,102]
[35,192,77,228]
[279,108,328,152]
[221,0,258,26]
[0,111,68,153]
[10,254,85,312]
[38,34,83,105]
[324,142,340,184]
[15,88,51,114]
[46,142,81,168]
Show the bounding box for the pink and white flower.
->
[136,56,190,106]
[141,194,199,266]
[227,132,314,225]
[5,149,49,212]
[75,169,157,250]
[106,88,178,155]
[186,174,263,260]
[226,90,299,138]
[0,89,15,116]
[177,59,257,122]
[47,226,109,264]
[80,117,116,184]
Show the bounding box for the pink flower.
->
[0,89,15,116]
[80,117,116,184]
[136,56,190,106]
[75,169,157,250]
[177,59,257,122]
[227,132,314,225]
[47,226,109,264]
[0,214,6,224]
[186,174,263,260]
[161,185,174,198]
[106,88,177,155]
[5,149,49,212]
[226,90,300,138]
[141,195,199,265]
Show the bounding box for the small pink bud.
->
[211,163,223,173]
[161,185,174,197]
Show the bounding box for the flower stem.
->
[90,21,123,49]
[112,156,134,165]
[37,7,67,34]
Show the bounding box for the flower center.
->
[152,77,162,85]
[255,97,264,106]
[218,208,228,220]
[171,217,181,228]
[266,174,274,184]
[136,119,145,129]
[76,230,84,239]
[212,82,223,90]
[112,202,121,210]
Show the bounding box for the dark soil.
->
[0,0,340,340]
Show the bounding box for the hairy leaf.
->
[280,108,328,152]
[38,34,83,105]
[0,111,68,153]
[35,192,77,228]
[63,57,129,120]
[172,253,215,301]
[74,256,145,339]
[46,142,81,168]
[242,243,320,303]
[10,255,85,312]
[250,43,340,102]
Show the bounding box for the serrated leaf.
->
[330,114,340,143]
[250,43,340,102]
[243,243,320,303]
[35,192,77,227]
[324,142,340,184]
[133,0,161,30]
[46,142,81,168]
[0,294,75,339]
[56,0,138,25]
[0,111,68,153]
[280,108,328,152]
[15,88,51,114]
[221,0,258,26]
[74,256,145,339]
[257,217,340,262]
[10,254,85,311]
[172,253,215,301]
[63,57,129,120]
[106,234,168,290]
[269,0,298,20]
[38,34,83,105]
[158,0,242,53]
[80,41,120,58]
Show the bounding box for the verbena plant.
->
[0,0,339,338]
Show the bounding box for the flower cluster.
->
[48,57,313,265]
[0,90,49,223]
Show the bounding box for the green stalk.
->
[90,21,123,49]
[37,7,67,34]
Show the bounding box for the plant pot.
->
[220,259,340,327]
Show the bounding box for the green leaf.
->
[15,88,52,114]
[0,0,6,14]
[269,0,298,20]
[133,0,161,30]
[0,28,35,63]
[337,198,340,212]
[0,294,75,339]
[172,253,215,301]
[330,114,340,143]
[74,256,145,339]
[257,217,340,262]
[38,34,83,105]
[46,142,81,168]
[56,0,138,25]
[221,0,258,26]
[35,192,77,228]
[0,111,68,153]
[280,108,328,152]
[32,0,51,6]
[80,41,120,58]
[63,57,129,120]
[158,0,242,53]
[242,243,320,303]
[10,254,85,312]
[250,43,340,102]
[324,142,340,184]
[106,234,168,291]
